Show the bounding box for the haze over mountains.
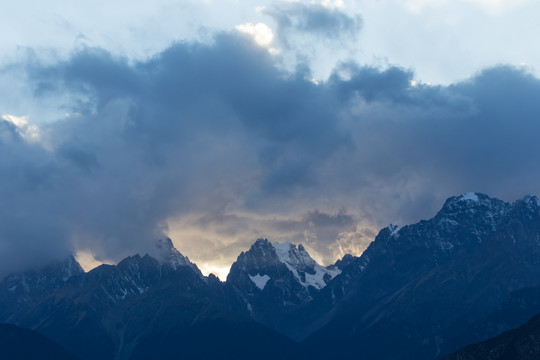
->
[2,192,540,359]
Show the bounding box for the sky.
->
[1,0,540,280]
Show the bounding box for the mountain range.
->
[2,192,540,359]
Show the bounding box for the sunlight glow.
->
[235,22,275,47]
[321,0,345,9]
[74,250,111,272]
[198,263,230,281]
[1,114,41,143]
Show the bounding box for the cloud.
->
[259,1,363,85]
[0,118,72,274]
[168,208,364,267]
[405,0,534,15]
[235,22,275,48]
[1,115,41,143]
[1,31,540,277]
[264,2,362,44]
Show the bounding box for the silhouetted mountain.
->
[18,241,236,359]
[2,194,540,360]
[443,312,540,360]
[0,238,292,359]
[447,285,540,353]
[303,193,540,359]
[130,319,304,360]
[0,323,79,360]
[0,255,83,322]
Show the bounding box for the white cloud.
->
[235,22,275,47]
[1,114,28,128]
[235,22,280,55]
[462,0,533,14]
[405,0,533,14]
[321,0,345,9]
[1,114,42,143]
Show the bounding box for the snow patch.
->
[249,274,271,290]
[389,224,400,237]
[271,242,341,289]
[305,266,342,289]
[460,192,479,202]
[273,242,293,263]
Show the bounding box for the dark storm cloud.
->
[263,2,362,45]
[0,119,72,274]
[323,65,540,224]
[303,210,355,228]
[330,63,414,102]
[2,31,540,276]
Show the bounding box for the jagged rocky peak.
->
[8,255,84,282]
[152,237,201,274]
[514,195,540,214]
[436,192,540,231]
[273,242,318,273]
[0,255,85,300]
[272,241,342,289]
[439,192,510,217]
[333,253,360,270]
[383,224,401,237]
[523,195,540,206]
[249,238,277,257]
[231,238,341,290]
[58,255,85,280]
[423,192,512,238]
[370,192,540,259]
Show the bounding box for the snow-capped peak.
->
[440,192,509,218]
[460,192,479,202]
[271,241,341,290]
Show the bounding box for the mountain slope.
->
[304,193,540,359]
[2,193,540,360]
[16,244,220,360]
[443,312,540,360]
[130,319,304,360]
[0,238,296,360]
[0,323,79,360]
[0,255,84,322]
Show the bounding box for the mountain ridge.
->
[2,192,540,359]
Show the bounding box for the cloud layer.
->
[2,31,540,276]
